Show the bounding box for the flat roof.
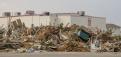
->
[51,13,106,19]
[0,13,106,19]
[0,14,50,18]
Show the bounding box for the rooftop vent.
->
[42,12,50,16]
[15,12,21,16]
[26,10,35,15]
[3,12,11,17]
[77,11,85,16]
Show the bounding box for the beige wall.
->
[91,17,107,31]
[70,16,106,31]
[0,17,8,28]
[58,16,71,27]
[70,16,88,27]
[0,16,51,28]
[0,15,107,31]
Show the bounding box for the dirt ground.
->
[0,52,121,57]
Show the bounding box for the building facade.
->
[0,11,106,31]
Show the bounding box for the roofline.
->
[106,23,121,28]
[0,13,106,19]
[51,13,106,19]
[0,15,50,18]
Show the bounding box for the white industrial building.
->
[106,24,121,36]
[0,11,106,31]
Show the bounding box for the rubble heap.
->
[0,19,91,52]
[92,30,121,52]
[0,19,121,53]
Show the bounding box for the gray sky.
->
[0,0,121,26]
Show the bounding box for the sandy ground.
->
[0,52,121,57]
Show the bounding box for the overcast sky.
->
[0,0,121,26]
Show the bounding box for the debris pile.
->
[0,19,121,53]
[0,26,6,48]
[0,19,91,53]
[93,30,121,52]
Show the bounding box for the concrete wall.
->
[0,16,51,28]
[0,15,107,31]
[0,17,8,28]
[70,16,88,27]
[91,17,107,31]
[70,16,106,31]
[57,16,71,27]
[49,15,59,26]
